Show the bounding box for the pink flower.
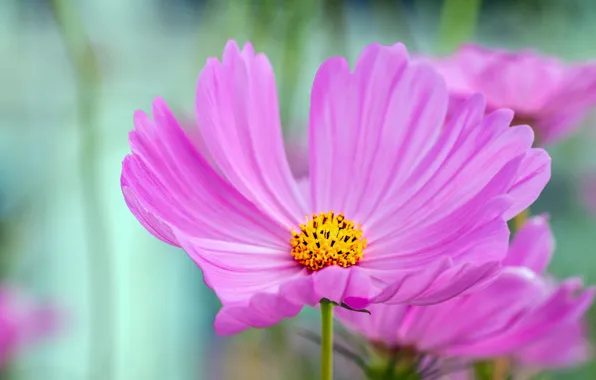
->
[0,287,61,367]
[337,216,594,370]
[430,45,596,145]
[121,40,550,336]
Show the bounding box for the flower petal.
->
[122,98,287,248]
[121,185,177,246]
[406,261,501,305]
[196,40,306,228]
[282,265,376,308]
[366,107,532,236]
[212,265,377,335]
[535,110,590,146]
[352,97,538,290]
[433,44,596,145]
[506,149,551,219]
[308,43,448,221]
[458,45,564,114]
[446,277,595,357]
[504,214,553,273]
[312,266,376,306]
[345,260,500,308]
[362,186,513,273]
[412,269,545,352]
[176,234,304,304]
[214,292,303,336]
[359,258,453,305]
[515,323,592,369]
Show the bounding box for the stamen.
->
[290,211,367,271]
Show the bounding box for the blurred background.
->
[1,0,596,379]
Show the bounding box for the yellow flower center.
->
[290,211,367,271]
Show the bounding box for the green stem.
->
[320,299,334,380]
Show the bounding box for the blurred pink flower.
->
[0,287,61,367]
[121,40,550,336]
[337,215,594,371]
[430,45,596,145]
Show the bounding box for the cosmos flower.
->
[430,44,596,145]
[121,40,550,336]
[0,287,61,367]
[336,216,594,376]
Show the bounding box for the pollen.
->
[290,211,367,271]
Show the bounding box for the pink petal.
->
[408,261,501,305]
[195,40,306,229]
[447,278,595,357]
[536,111,588,146]
[176,234,304,304]
[121,185,177,246]
[368,109,531,232]
[360,258,454,305]
[336,263,594,365]
[459,45,564,114]
[515,323,592,369]
[214,292,303,336]
[415,269,545,353]
[122,98,287,248]
[337,269,546,356]
[212,265,377,336]
[371,94,483,222]
[362,180,513,271]
[177,114,221,173]
[536,63,596,144]
[432,44,596,145]
[308,43,448,221]
[311,265,376,305]
[505,149,551,219]
[504,214,553,273]
[360,99,534,271]
[282,265,377,308]
[347,260,500,308]
[543,63,596,115]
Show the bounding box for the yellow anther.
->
[290,211,366,271]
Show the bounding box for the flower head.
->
[121,40,550,336]
[337,216,594,371]
[0,287,61,367]
[430,45,596,145]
